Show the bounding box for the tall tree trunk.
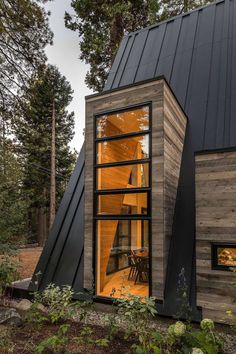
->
[49,98,56,228]
[109,12,124,64]
[37,206,47,246]
[184,0,189,12]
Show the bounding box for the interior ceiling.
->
[98,106,149,136]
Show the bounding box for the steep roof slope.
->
[29,146,85,292]
[105,0,236,149]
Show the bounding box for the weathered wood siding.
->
[196,151,236,324]
[84,79,187,300]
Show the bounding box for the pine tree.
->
[65,0,160,92]
[0,133,28,253]
[65,0,213,92]
[0,0,53,117]
[160,0,212,20]
[15,65,76,245]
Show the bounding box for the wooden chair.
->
[127,253,137,280]
[134,257,149,284]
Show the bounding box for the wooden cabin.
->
[30,0,236,324]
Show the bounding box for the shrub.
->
[227,267,236,327]
[192,348,204,354]
[176,267,192,321]
[116,293,157,337]
[41,284,74,324]
[26,283,75,326]
[200,318,214,331]
[115,293,161,353]
[0,326,15,353]
[0,256,20,297]
[176,319,224,354]
[34,324,70,354]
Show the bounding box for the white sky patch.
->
[44,0,93,152]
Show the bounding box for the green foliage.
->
[132,330,163,354]
[0,326,15,353]
[0,137,27,252]
[15,64,76,243]
[65,0,160,92]
[95,337,110,347]
[102,312,119,341]
[75,325,94,346]
[116,293,157,338]
[176,267,192,321]
[0,0,53,116]
[34,284,75,324]
[166,319,224,354]
[0,256,20,296]
[114,292,161,353]
[34,324,70,354]
[160,0,213,21]
[65,0,214,92]
[226,267,236,327]
[24,292,49,329]
[75,325,110,348]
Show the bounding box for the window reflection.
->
[96,106,149,138]
[97,134,149,164]
[217,247,236,266]
[95,105,151,299]
[96,163,149,190]
[96,220,149,297]
[97,193,148,215]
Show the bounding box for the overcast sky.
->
[44,0,92,152]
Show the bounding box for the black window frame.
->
[212,242,236,271]
[93,101,152,298]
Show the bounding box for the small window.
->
[96,163,149,190]
[212,243,236,270]
[97,193,148,215]
[96,106,149,138]
[96,134,149,164]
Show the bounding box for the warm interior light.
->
[95,106,151,298]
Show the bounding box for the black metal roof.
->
[31,0,236,317]
[29,146,85,293]
[105,0,236,150]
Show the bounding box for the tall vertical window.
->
[94,105,151,298]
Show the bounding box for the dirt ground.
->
[16,247,43,279]
[0,318,137,354]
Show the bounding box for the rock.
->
[0,307,22,326]
[36,303,47,313]
[9,300,20,308]
[16,299,32,311]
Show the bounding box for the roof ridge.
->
[124,0,225,37]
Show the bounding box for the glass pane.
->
[97,193,147,215]
[96,163,149,190]
[96,106,149,138]
[97,134,149,164]
[217,247,236,266]
[96,220,149,297]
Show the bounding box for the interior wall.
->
[196,150,236,324]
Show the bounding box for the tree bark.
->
[184,0,189,12]
[37,207,47,246]
[49,98,56,229]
